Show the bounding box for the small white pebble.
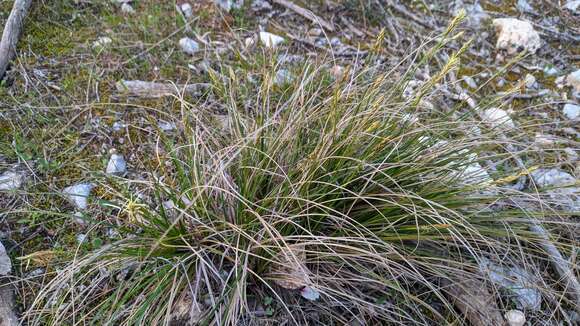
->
[245,36,256,48]
[121,3,135,14]
[179,37,199,55]
[106,154,127,175]
[180,3,193,19]
[563,103,580,120]
[0,170,23,191]
[259,31,285,48]
[524,73,536,89]
[480,108,515,129]
[112,121,126,131]
[158,120,176,131]
[63,183,94,210]
[505,310,526,326]
[92,36,112,49]
[463,76,478,89]
[565,0,580,12]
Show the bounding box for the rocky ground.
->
[0,0,579,325]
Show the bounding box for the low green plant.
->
[24,16,567,325]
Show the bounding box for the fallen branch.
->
[0,0,33,81]
[115,80,210,98]
[272,0,334,32]
[530,222,580,311]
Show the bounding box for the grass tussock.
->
[22,22,569,325]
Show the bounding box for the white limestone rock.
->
[492,18,541,55]
[479,258,542,311]
[106,154,127,175]
[523,73,537,89]
[215,0,243,12]
[259,32,285,48]
[564,0,580,11]
[158,120,177,131]
[505,310,526,326]
[63,183,94,210]
[92,36,112,49]
[480,108,515,129]
[517,0,534,13]
[179,37,199,55]
[121,3,135,14]
[566,69,580,93]
[530,168,576,188]
[460,162,492,185]
[0,170,23,191]
[0,242,11,276]
[180,3,193,19]
[563,103,580,120]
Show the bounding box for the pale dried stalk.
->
[115,80,210,98]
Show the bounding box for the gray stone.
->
[251,0,272,11]
[259,32,285,48]
[0,242,11,276]
[480,107,515,129]
[0,170,23,191]
[215,0,243,12]
[92,36,112,49]
[63,183,94,210]
[479,258,542,311]
[464,76,478,89]
[530,168,576,188]
[565,0,580,11]
[543,65,559,77]
[544,187,580,212]
[453,0,488,28]
[563,103,580,120]
[524,73,537,89]
[505,310,526,326]
[112,121,126,131]
[76,234,87,244]
[179,37,199,55]
[121,3,135,14]
[493,18,541,55]
[180,3,193,19]
[460,162,492,185]
[106,154,127,175]
[517,0,534,13]
[158,120,177,131]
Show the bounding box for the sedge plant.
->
[24,16,570,325]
